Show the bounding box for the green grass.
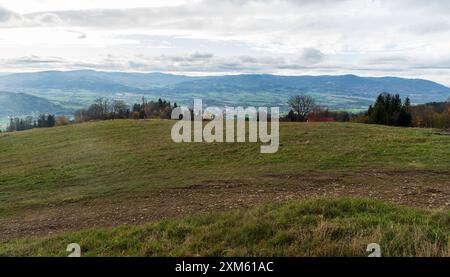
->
[0,198,448,257]
[1,120,449,256]
[0,120,449,217]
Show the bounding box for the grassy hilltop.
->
[0,120,449,256]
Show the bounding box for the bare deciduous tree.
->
[287,94,316,121]
[93,97,110,119]
[111,100,129,119]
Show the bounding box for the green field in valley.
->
[0,118,7,131]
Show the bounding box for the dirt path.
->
[1,170,449,241]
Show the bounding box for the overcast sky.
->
[0,0,449,85]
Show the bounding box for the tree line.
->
[4,97,177,132]
[352,93,450,129]
[284,93,415,127]
[409,100,450,129]
[75,97,177,123]
[283,94,351,122]
[4,93,450,133]
[6,114,70,132]
[352,93,412,127]
[284,92,450,129]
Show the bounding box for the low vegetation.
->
[1,117,449,256]
[1,120,450,216]
[0,198,448,257]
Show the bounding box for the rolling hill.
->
[0,71,449,110]
[0,91,72,118]
[0,120,449,256]
[0,70,193,92]
[0,71,144,93]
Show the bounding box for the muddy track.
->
[1,170,449,242]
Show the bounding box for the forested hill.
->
[0,71,449,110]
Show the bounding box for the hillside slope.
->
[0,91,71,117]
[0,120,449,243]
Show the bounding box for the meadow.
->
[0,120,449,256]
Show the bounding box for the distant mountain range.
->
[0,70,194,92]
[0,70,449,119]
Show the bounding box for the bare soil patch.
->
[1,169,449,242]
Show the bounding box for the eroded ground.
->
[1,169,448,242]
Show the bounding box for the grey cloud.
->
[379,0,450,13]
[33,13,63,25]
[300,48,324,64]
[67,29,87,39]
[0,55,70,71]
[6,55,66,65]
[0,0,449,85]
[0,6,63,27]
[3,0,448,45]
[190,52,214,60]
[0,6,21,23]
[101,53,311,73]
[411,59,450,70]
[7,1,371,30]
[366,56,409,65]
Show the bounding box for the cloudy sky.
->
[0,0,450,85]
